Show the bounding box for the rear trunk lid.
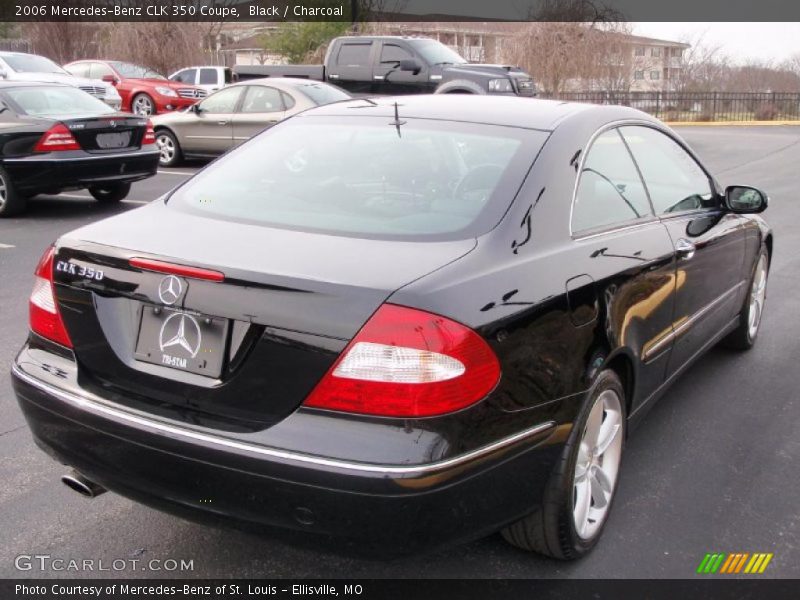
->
[52,202,476,430]
[64,115,148,153]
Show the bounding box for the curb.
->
[665,121,800,127]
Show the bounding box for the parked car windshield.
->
[169,115,547,241]
[4,86,115,117]
[109,62,166,80]
[410,40,468,65]
[1,53,66,74]
[294,82,350,106]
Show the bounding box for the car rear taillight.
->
[303,304,500,417]
[143,120,156,145]
[29,245,72,348]
[33,123,80,152]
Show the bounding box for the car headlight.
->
[488,78,514,93]
[105,85,121,100]
[155,86,178,98]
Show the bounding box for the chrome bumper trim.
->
[12,363,555,477]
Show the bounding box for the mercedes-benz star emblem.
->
[158,275,183,305]
[159,312,202,358]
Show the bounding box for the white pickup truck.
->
[168,66,235,94]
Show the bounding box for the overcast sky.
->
[634,22,800,64]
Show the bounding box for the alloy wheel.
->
[0,173,6,210]
[573,389,623,540]
[748,254,768,340]
[157,134,175,164]
[133,96,154,116]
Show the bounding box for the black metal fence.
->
[545,91,800,122]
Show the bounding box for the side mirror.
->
[102,74,119,85]
[398,59,422,75]
[0,68,7,79]
[725,185,768,214]
[191,103,203,114]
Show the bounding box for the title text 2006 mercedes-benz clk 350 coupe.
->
[11,96,771,559]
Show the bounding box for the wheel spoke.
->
[575,442,590,483]
[590,466,612,509]
[595,409,621,456]
[585,395,604,448]
[573,478,591,537]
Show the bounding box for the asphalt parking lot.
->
[0,126,798,579]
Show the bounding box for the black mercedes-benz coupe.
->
[11,95,771,559]
[0,82,159,217]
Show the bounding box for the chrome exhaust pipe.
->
[61,471,106,498]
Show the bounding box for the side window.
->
[198,86,243,113]
[280,91,295,110]
[572,129,652,233]
[620,126,716,215]
[336,43,371,66]
[66,63,90,78]
[380,43,413,65]
[199,68,217,85]
[240,86,284,113]
[90,62,115,80]
[172,69,196,84]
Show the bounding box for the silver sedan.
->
[152,77,350,167]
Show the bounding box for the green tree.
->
[260,21,352,64]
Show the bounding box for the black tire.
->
[89,182,131,203]
[501,369,626,559]
[721,245,769,350]
[156,129,182,167]
[132,93,156,116]
[0,165,26,217]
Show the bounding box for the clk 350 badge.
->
[55,260,104,281]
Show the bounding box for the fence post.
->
[712,92,718,121]
[656,91,661,118]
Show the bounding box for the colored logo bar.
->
[696,552,773,574]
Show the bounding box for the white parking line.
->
[0,243,15,249]
[56,193,147,204]
[158,170,197,176]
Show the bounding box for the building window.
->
[671,47,683,58]
[634,46,645,56]
[651,47,662,57]
[650,70,660,80]
[634,70,644,80]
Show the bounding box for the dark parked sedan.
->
[0,82,159,217]
[11,96,771,559]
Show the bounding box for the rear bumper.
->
[3,150,159,193]
[11,346,559,555]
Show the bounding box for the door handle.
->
[373,75,385,80]
[675,238,696,260]
[217,120,229,125]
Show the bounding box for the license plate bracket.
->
[134,307,228,378]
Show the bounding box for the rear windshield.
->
[169,115,548,241]
[296,82,350,106]
[4,86,114,117]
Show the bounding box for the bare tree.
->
[670,31,729,92]
[98,22,208,75]
[22,22,101,64]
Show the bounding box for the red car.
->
[64,60,206,116]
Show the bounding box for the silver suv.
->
[0,52,122,110]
